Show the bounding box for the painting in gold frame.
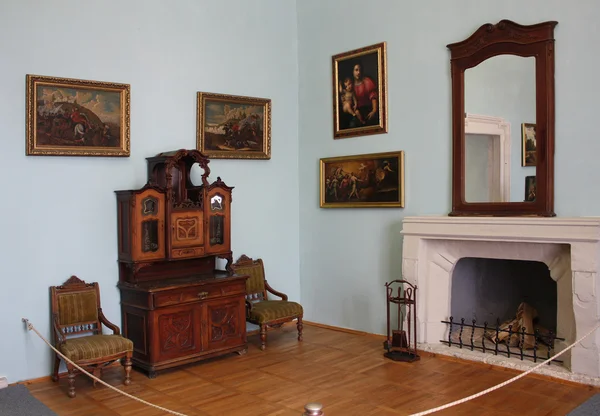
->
[332,42,388,139]
[320,151,404,208]
[521,122,536,166]
[26,74,130,157]
[196,92,271,160]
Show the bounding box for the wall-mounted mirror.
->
[447,20,557,216]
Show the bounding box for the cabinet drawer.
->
[153,282,245,308]
[171,247,205,259]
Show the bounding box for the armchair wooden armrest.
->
[245,299,254,314]
[52,313,66,346]
[265,280,288,301]
[98,307,120,335]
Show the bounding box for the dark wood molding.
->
[447,20,558,217]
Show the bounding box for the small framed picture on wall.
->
[521,122,536,166]
[525,175,536,202]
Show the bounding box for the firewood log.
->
[517,302,537,349]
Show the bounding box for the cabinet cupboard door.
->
[132,189,165,261]
[153,304,202,362]
[204,297,246,351]
[170,211,205,259]
[204,188,231,254]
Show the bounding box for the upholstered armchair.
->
[232,255,303,350]
[50,276,133,398]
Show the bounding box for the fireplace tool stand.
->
[384,279,420,362]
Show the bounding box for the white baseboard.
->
[0,376,8,389]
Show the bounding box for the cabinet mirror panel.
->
[447,20,557,216]
[464,55,536,203]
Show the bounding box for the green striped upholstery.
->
[234,264,266,297]
[248,300,303,324]
[59,335,133,362]
[58,292,98,325]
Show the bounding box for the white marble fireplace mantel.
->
[400,216,600,382]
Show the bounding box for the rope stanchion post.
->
[303,402,324,415]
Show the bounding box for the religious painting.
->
[320,151,404,208]
[332,42,388,139]
[521,122,536,166]
[26,74,130,156]
[196,92,271,160]
[525,175,536,202]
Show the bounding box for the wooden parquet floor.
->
[25,324,599,416]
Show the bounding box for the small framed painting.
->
[196,92,271,160]
[521,122,536,166]
[26,74,130,157]
[332,42,388,139]
[320,151,404,208]
[525,175,536,202]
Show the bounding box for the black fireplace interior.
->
[451,257,556,331]
[443,257,561,363]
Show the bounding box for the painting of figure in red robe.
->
[332,42,388,139]
[26,74,130,157]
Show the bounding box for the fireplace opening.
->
[443,257,563,364]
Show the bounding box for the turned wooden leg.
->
[52,354,60,382]
[92,367,102,387]
[260,324,267,350]
[66,364,76,398]
[297,316,303,342]
[123,354,132,386]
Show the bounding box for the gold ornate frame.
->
[320,150,404,208]
[521,122,537,167]
[332,42,388,139]
[26,74,130,157]
[196,92,271,160]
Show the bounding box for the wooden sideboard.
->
[119,263,247,378]
[115,149,248,377]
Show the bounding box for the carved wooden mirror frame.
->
[447,20,558,216]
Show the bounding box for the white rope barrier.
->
[409,321,600,416]
[22,318,189,416]
[23,317,600,416]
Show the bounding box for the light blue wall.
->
[465,134,490,202]
[0,0,299,383]
[4,0,600,385]
[297,0,600,335]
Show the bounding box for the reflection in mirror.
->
[189,162,204,186]
[464,115,510,203]
[464,55,536,202]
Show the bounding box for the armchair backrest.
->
[231,255,267,302]
[50,276,102,342]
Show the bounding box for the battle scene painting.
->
[26,75,130,156]
[320,151,404,208]
[197,92,271,160]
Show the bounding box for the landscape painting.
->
[522,122,536,166]
[196,92,271,160]
[320,151,404,208]
[26,74,130,156]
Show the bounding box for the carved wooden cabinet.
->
[115,149,248,377]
